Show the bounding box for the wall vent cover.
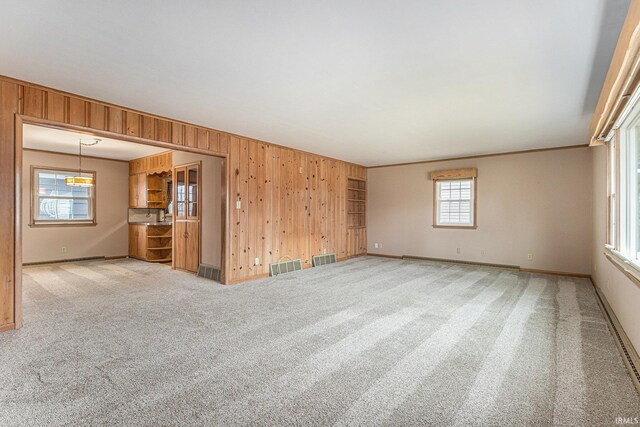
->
[312,253,337,267]
[197,264,221,282]
[269,259,302,276]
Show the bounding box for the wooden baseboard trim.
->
[590,278,640,394]
[105,255,128,260]
[402,255,519,270]
[23,256,107,266]
[0,323,16,333]
[519,268,591,278]
[366,253,403,259]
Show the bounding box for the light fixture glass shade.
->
[65,176,94,187]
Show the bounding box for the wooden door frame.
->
[14,115,231,328]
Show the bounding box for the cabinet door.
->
[174,221,186,270]
[138,225,147,259]
[128,225,138,258]
[187,165,199,219]
[185,221,200,272]
[129,175,137,208]
[137,173,148,207]
[175,167,186,219]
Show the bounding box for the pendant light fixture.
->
[65,138,100,187]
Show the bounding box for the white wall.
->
[367,147,593,274]
[22,150,129,263]
[591,145,640,352]
[172,151,223,268]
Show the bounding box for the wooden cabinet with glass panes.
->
[173,162,200,272]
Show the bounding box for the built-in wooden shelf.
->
[347,178,366,229]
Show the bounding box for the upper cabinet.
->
[129,152,173,209]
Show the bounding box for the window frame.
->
[30,166,97,227]
[432,174,477,229]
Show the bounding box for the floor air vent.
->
[197,264,221,282]
[269,259,302,276]
[312,253,337,267]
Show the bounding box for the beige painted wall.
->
[22,150,129,263]
[172,151,223,268]
[591,145,640,352]
[367,147,593,274]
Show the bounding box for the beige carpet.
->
[0,256,638,426]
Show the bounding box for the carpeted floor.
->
[0,256,638,426]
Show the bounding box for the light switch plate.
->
[236,200,241,209]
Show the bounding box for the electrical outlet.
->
[481,250,485,256]
[374,243,379,249]
[456,248,461,254]
[61,246,67,253]
[254,257,260,266]
[299,166,303,174]
[527,253,533,260]
[323,248,327,254]
[236,200,241,209]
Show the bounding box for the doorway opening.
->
[17,121,227,324]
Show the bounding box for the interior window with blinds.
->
[32,168,96,225]
[435,179,474,226]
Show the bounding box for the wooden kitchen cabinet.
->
[173,162,200,272]
[129,172,147,208]
[128,224,147,259]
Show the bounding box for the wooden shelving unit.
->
[347,178,366,229]
[146,225,173,262]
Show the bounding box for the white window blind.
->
[436,178,474,226]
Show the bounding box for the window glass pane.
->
[37,170,92,197]
[37,198,90,221]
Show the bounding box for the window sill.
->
[29,222,97,228]
[603,246,640,289]
[432,225,478,230]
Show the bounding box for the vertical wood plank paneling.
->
[46,92,66,122]
[142,115,155,140]
[219,133,229,154]
[88,103,106,130]
[22,87,44,118]
[208,131,220,153]
[0,81,18,326]
[107,107,124,134]
[125,111,141,137]
[248,141,258,276]
[156,119,171,142]
[229,136,240,279]
[238,138,250,278]
[68,97,86,126]
[184,125,197,149]
[172,123,184,146]
[263,144,273,272]
[197,128,209,151]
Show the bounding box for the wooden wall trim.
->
[367,144,588,169]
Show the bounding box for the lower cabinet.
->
[129,224,172,262]
[174,221,199,272]
[128,224,147,259]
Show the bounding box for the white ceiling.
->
[0,1,630,166]
[23,124,168,161]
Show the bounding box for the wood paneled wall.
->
[0,75,366,329]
